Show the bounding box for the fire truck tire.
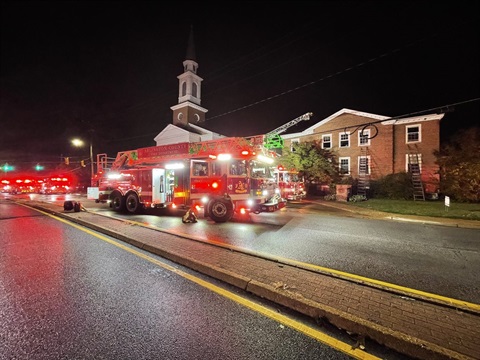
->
[125,193,141,214]
[111,192,125,212]
[208,198,234,223]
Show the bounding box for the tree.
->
[277,141,340,193]
[435,127,480,202]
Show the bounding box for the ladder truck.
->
[90,136,286,223]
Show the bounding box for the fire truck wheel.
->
[125,193,141,214]
[111,192,125,212]
[208,198,234,223]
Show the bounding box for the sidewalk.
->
[305,197,480,230]
[27,200,480,360]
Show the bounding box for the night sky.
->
[1,1,479,170]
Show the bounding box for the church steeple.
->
[171,25,207,127]
[186,25,196,61]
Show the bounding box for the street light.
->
[71,137,94,185]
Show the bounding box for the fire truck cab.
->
[91,137,286,222]
[274,168,307,201]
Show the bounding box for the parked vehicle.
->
[91,136,286,222]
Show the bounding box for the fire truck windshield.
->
[249,160,274,179]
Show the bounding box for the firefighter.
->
[182,208,198,223]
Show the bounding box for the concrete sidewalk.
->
[27,200,480,360]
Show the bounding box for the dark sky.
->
[1,0,479,168]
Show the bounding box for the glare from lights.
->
[71,138,85,147]
[107,173,122,179]
[217,154,232,161]
[257,154,274,164]
[165,162,185,169]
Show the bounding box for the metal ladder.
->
[357,147,370,198]
[407,149,425,201]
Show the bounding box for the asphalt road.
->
[9,193,480,305]
[1,199,409,360]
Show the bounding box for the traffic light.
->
[65,157,69,165]
[35,164,45,171]
[2,163,14,172]
[80,160,85,167]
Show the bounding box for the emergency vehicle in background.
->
[90,136,286,222]
[273,166,307,201]
[39,175,76,194]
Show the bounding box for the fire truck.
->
[274,167,307,201]
[90,136,286,222]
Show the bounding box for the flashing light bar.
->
[107,173,122,180]
[165,162,185,169]
[217,154,232,161]
[257,154,274,164]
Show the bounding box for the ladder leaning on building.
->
[407,145,425,201]
[357,146,370,198]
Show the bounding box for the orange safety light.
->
[239,207,247,215]
[212,181,219,189]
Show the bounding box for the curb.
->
[26,201,480,360]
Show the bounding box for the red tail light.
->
[212,181,219,189]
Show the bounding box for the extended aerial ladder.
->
[263,112,313,150]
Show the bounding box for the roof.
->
[281,108,443,139]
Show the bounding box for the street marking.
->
[24,203,381,360]
[22,200,480,313]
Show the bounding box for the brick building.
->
[281,109,444,198]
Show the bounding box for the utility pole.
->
[89,129,94,187]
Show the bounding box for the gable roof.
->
[153,123,225,146]
[282,108,390,139]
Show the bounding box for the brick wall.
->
[283,112,441,192]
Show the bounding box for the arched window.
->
[182,82,187,96]
[192,83,198,97]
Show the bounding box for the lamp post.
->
[71,137,94,186]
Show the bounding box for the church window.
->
[182,82,187,96]
[192,83,198,97]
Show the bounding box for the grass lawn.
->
[347,199,480,221]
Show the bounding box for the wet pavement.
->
[10,196,480,360]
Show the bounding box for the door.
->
[152,168,166,204]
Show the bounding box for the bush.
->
[349,194,367,202]
[370,172,413,200]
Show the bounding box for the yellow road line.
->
[24,204,381,360]
[23,201,480,312]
